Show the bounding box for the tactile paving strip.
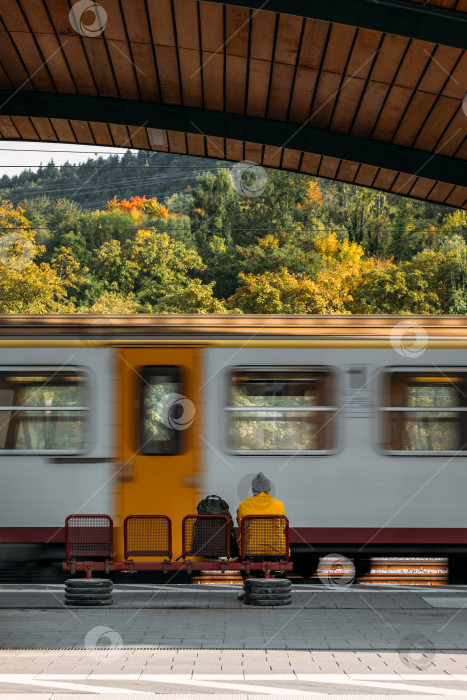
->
[0,646,463,652]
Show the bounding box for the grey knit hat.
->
[252,472,271,494]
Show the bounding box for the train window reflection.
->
[226,369,336,453]
[0,370,88,452]
[141,367,182,455]
[381,372,467,453]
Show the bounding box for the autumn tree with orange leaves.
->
[106,195,175,220]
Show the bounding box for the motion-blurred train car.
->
[1,315,467,579]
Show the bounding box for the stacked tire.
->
[243,578,292,606]
[65,578,113,606]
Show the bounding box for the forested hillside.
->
[0,150,222,209]
[0,151,465,315]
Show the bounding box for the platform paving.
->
[1,583,467,697]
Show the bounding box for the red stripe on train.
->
[289,528,467,544]
[3,526,467,545]
[0,527,65,543]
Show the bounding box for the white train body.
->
[0,315,466,568]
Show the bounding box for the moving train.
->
[1,314,467,579]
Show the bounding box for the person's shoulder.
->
[270,494,284,503]
[270,495,286,510]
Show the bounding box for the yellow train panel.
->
[115,348,201,562]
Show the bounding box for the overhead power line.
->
[0,163,232,169]
[0,169,220,199]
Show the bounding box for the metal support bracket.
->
[123,560,135,574]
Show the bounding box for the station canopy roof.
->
[0,0,466,207]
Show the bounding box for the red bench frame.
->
[65,514,114,559]
[124,514,172,559]
[63,513,292,579]
[182,514,231,560]
[240,514,289,559]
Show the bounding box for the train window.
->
[226,368,336,453]
[141,367,183,455]
[0,370,88,452]
[380,371,467,453]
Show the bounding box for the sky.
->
[0,142,138,178]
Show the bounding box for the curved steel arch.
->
[1,91,465,188]
[203,0,467,51]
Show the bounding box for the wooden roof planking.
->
[0,0,465,207]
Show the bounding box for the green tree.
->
[0,199,73,312]
[85,229,222,313]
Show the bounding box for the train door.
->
[116,348,200,560]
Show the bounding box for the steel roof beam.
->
[1,92,465,187]
[201,0,467,51]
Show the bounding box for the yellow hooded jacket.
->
[236,492,288,557]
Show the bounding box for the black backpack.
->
[190,494,239,558]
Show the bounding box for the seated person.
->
[236,472,287,558]
[190,494,239,559]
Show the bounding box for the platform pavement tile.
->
[293,659,335,665]
[189,661,224,666]
[170,660,203,665]
[220,669,246,675]
[117,668,148,674]
[330,664,378,674]
[55,664,101,673]
[241,663,273,669]
[4,592,467,654]
[220,657,246,661]
[288,653,316,657]
[219,663,247,668]
[143,655,179,660]
[242,656,272,671]
[221,655,247,661]
[354,659,403,670]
